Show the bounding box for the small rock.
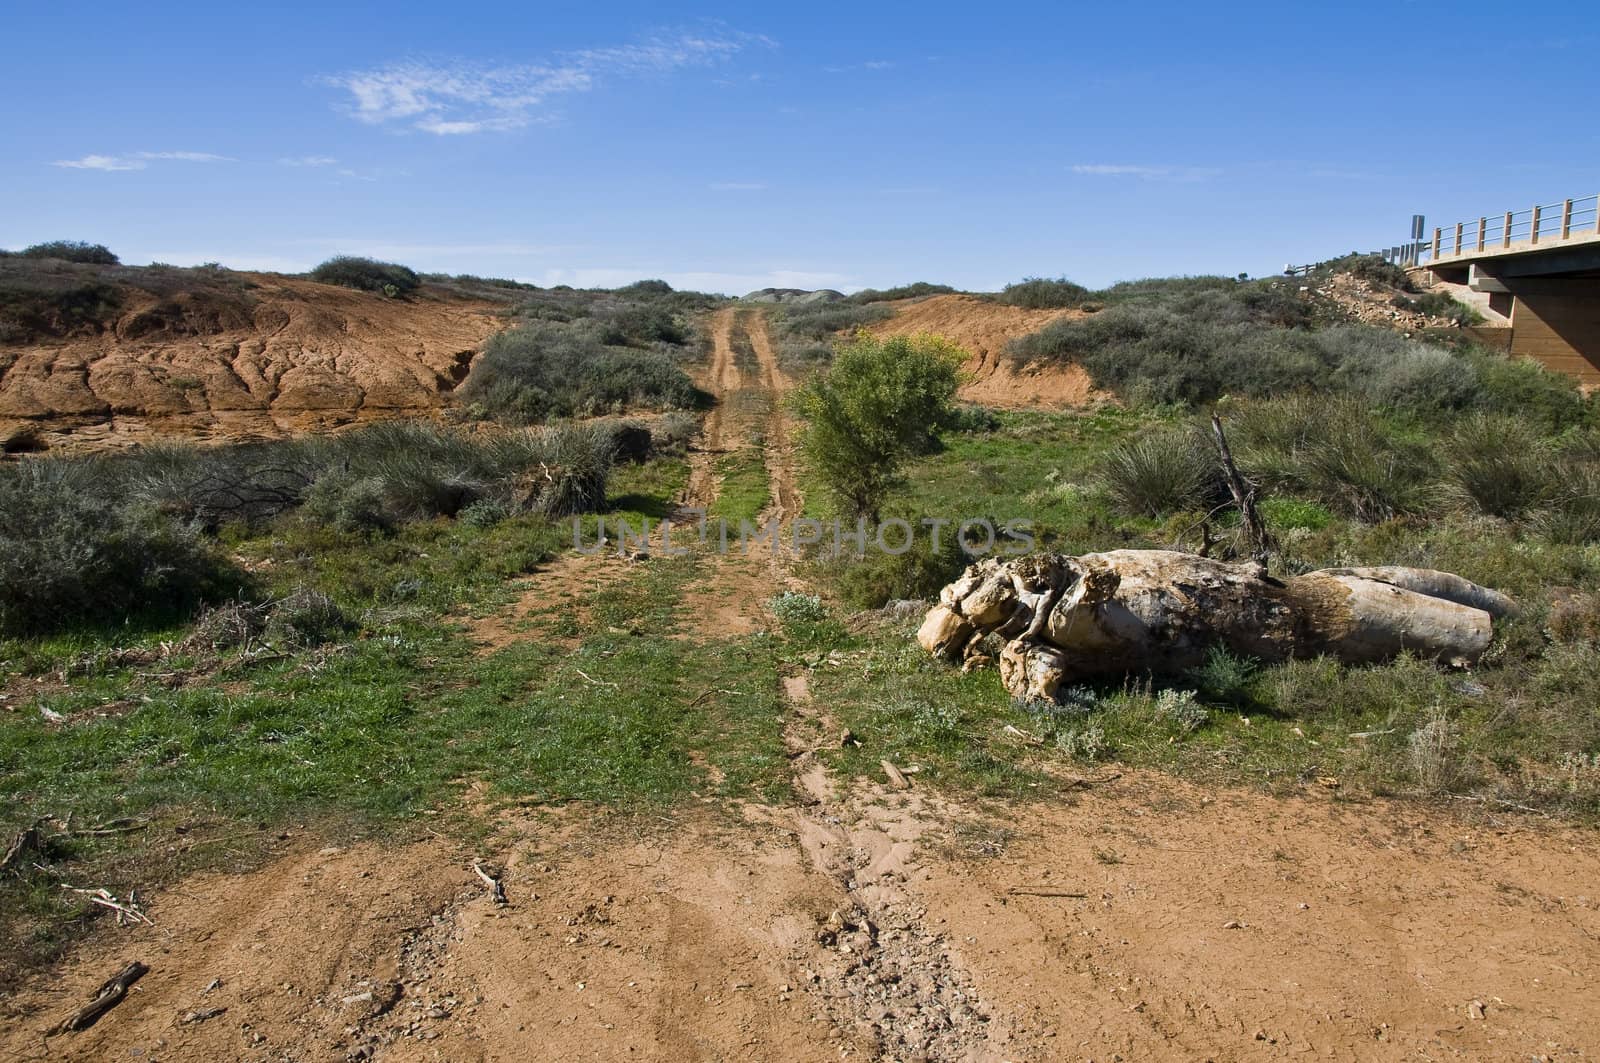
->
[1467,999,1486,1020]
[1222,920,1244,930]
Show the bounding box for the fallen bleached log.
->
[917,550,1511,701]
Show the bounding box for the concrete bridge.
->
[1408,194,1600,386]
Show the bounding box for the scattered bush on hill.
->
[463,322,700,422]
[1311,253,1414,290]
[13,241,121,265]
[309,256,421,296]
[1010,273,1591,424]
[847,282,958,304]
[770,302,895,368]
[999,276,1095,309]
[458,282,717,423]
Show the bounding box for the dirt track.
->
[6,309,1600,1061]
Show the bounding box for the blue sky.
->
[3,1,1596,293]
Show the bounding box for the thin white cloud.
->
[55,154,146,171]
[53,150,234,172]
[709,181,766,191]
[140,151,233,162]
[322,28,767,135]
[1070,163,1221,181]
[824,59,897,73]
[279,155,339,167]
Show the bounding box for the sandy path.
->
[679,307,738,512]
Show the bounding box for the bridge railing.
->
[1423,193,1600,264]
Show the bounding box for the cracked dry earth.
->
[7,310,1600,1062]
[0,274,504,451]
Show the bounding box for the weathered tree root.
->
[918,551,1513,701]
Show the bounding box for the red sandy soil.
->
[0,275,505,452]
[871,294,1111,411]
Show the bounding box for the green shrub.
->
[848,282,957,303]
[776,302,893,342]
[1191,646,1256,706]
[462,321,699,422]
[302,471,394,532]
[1096,276,1241,303]
[1010,284,1323,405]
[1469,350,1590,429]
[265,588,352,647]
[1531,465,1600,544]
[309,256,421,295]
[17,241,119,265]
[525,423,616,516]
[793,333,966,519]
[128,443,316,528]
[1441,414,1555,518]
[1391,291,1482,326]
[1298,413,1436,520]
[1100,427,1219,518]
[1004,275,1545,417]
[652,411,700,454]
[0,461,238,635]
[999,276,1093,309]
[0,264,123,338]
[1322,327,1479,412]
[947,404,1001,434]
[600,304,688,346]
[1154,688,1211,732]
[617,279,673,295]
[825,528,970,608]
[1313,253,1412,290]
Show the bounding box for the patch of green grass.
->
[804,404,1600,819]
[608,454,691,519]
[709,447,771,526]
[0,453,735,983]
[803,624,1043,798]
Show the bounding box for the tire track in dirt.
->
[678,307,739,513]
[718,310,1026,1057]
[776,673,1023,1060]
[741,309,799,526]
[472,307,744,651]
[678,308,802,636]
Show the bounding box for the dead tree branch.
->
[45,962,149,1036]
